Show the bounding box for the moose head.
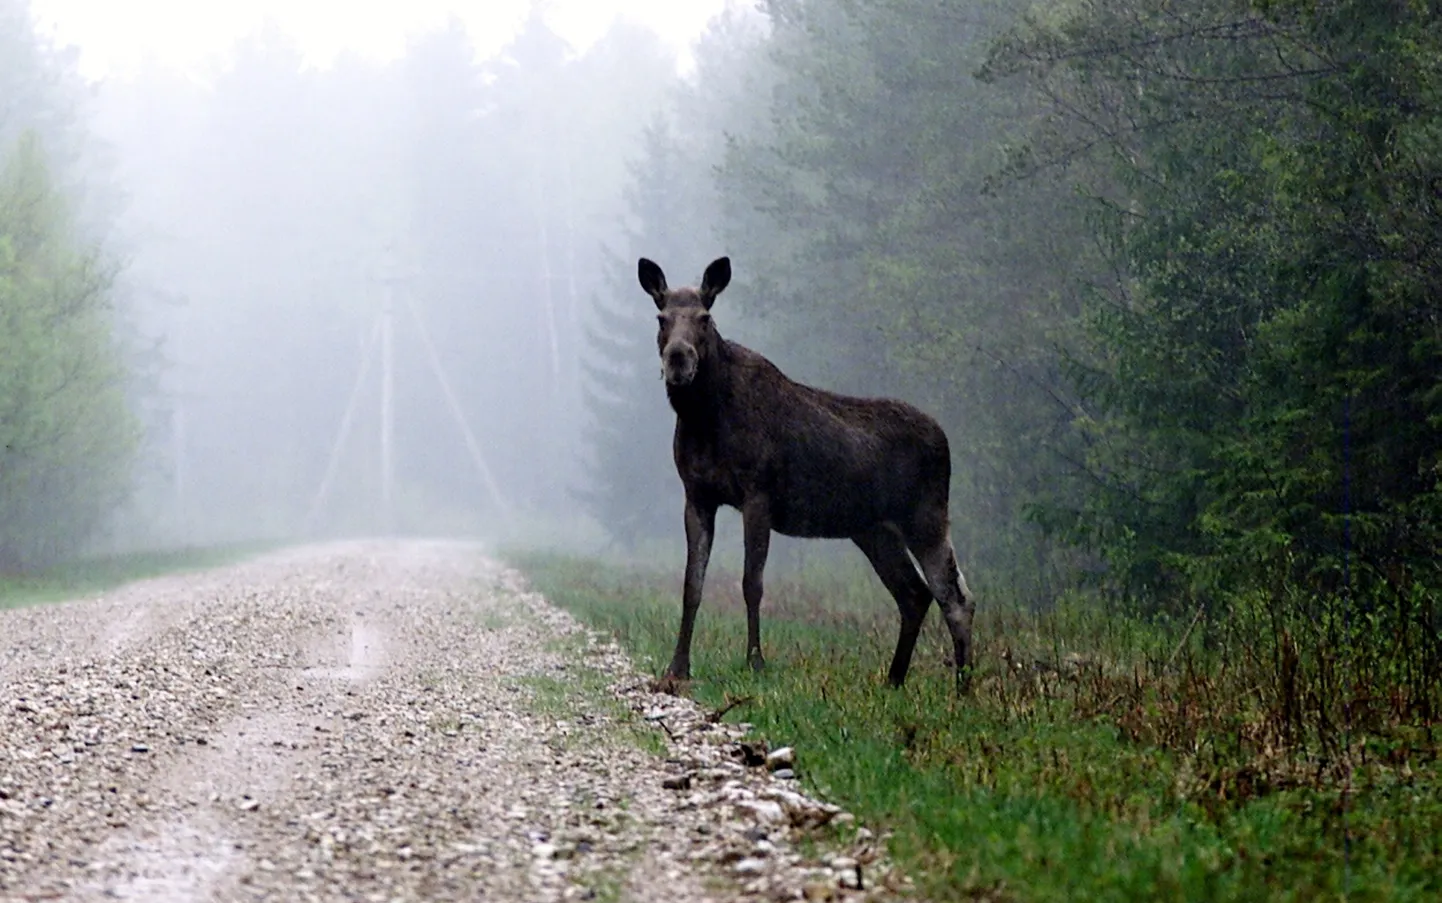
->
[638,256,731,387]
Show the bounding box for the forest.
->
[2,0,1438,896]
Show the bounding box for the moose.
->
[639,256,976,692]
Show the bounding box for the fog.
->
[3,0,1061,578]
[19,0,1413,623]
[79,8,746,552]
[1,0,1087,586]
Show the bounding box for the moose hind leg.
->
[912,534,975,693]
[854,526,934,687]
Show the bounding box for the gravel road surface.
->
[0,541,902,902]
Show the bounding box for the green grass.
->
[511,632,669,759]
[507,550,1441,903]
[0,543,276,609]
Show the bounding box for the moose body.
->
[640,256,976,691]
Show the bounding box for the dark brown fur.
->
[638,256,976,691]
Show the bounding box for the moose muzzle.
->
[662,342,699,386]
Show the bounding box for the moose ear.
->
[638,258,668,309]
[699,256,731,308]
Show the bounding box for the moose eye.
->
[697,312,712,324]
[656,314,666,325]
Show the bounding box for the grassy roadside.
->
[508,550,1441,903]
[0,543,276,610]
[515,632,669,760]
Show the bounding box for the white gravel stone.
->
[765,746,796,770]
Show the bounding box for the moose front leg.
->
[666,498,716,681]
[741,496,772,673]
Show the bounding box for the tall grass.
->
[510,551,1441,902]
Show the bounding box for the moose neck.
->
[666,338,732,429]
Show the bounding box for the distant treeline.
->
[2,0,1439,724]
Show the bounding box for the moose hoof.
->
[747,655,766,674]
[652,673,691,696]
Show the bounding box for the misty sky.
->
[31,0,732,77]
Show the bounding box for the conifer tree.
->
[578,117,714,547]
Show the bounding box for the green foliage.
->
[0,132,138,571]
[713,0,1095,596]
[548,1,1442,890]
[514,553,1442,902]
[985,0,1442,743]
[580,0,1442,778]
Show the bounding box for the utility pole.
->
[404,295,510,515]
[379,287,395,532]
[172,394,186,517]
[169,376,203,539]
[378,246,400,534]
[306,242,510,533]
[306,320,381,533]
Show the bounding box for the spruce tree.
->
[577,117,714,548]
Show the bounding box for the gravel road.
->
[0,540,903,903]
